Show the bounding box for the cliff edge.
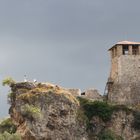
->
[9,82,88,140]
[1,81,140,140]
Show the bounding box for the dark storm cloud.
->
[46,0,140,41]
[0,0,140,117]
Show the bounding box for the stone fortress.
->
[106,41,140,105]
[9,41,140,105]
[78,40,140,106]
[3,41,140,140]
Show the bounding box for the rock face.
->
[87,108,140,140]
[9,82,88,140]
[8,82,140,140]
[108,110,139,140]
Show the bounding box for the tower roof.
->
[116,41,140,45]
[109,41,140,51]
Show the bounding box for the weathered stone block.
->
[82,89,103,101]
[66,89,81,97]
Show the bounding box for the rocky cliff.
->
[1,81,140,140]
[9,82,88,140]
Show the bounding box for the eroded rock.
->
[9,82,88,140]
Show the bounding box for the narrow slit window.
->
[132,45,139,55]
[123,45,129,55]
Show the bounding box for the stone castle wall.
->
[108,55,140,105]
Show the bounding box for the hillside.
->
[0,81,140,140]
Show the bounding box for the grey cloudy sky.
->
[0,0,140,118]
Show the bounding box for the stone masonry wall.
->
[108,55,140,105]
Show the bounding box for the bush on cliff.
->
[0,132,21,140]
[0,118,16,134]
[21,104,41,120]
[77,97,113,122]
[2,77,15,86]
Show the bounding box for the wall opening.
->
[122,45,129,55]
[132,45,139,55]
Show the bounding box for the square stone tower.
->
[107,41,140,105]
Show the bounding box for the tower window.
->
[132,45,139,55]
[122,45,129,55]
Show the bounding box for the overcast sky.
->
[0,0,140,118]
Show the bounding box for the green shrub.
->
[0,118,16,134]
[77,97,114,133]
[21,104,41,119]
[133,111,140,130]
[78,97,131,123]
[98,130,123,140]
[0,132,21,140]
[2,77,15,86]
[78,98,113,122]
[77,97,89,106]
